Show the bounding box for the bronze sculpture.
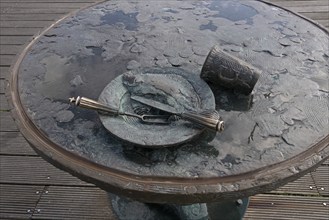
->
[201,45,261,95]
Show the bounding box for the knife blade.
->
[130,95,224,132]
[131,95,180,114]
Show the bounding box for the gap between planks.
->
[0,155,94,186]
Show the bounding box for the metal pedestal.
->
[108,194,249,220]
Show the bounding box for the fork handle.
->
[69,96,119,115]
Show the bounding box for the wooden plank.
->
[266,0,329,21]
[0,94,10,110]
[0,132,38,156]
[0,2,326,220]
[299,12,328,21]
[0,55,15,66]
[0,20,53,28]
[0,112,18,132]
[271,173,319,196]
[0,184,44,219]
[270,0,328,1]
[0,78,8,94]
[0,66,10,79]
[244,194,329,220]
[311,166,329,196]
[0,13,65,21]
[1,2,91,9]
[1,8,75,14]
[0,36,33,45]
[273,0,329,7]
[1,27,43,36]
[0,0,98,2]
[0,44,23,55]
[0,155,93,186]
[33,186,117,220]
[288,5,329,13]
[316,19,329,27]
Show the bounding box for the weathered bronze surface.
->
[8,0,329,204]
[130,95,225,133]
[98,67,216,147]
[69,96,172,124]
[201,45,261,95]
[108,193,248,220]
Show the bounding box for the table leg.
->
[108,193,249,220]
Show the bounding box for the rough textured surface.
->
[201,45,261,95]
[12,0,329,202]
[99,67,215,147]
[108,193,248,220]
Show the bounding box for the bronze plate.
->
[99,67,215,147]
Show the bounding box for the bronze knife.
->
[130,96,224,132]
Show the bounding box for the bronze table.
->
[8,0,329,219]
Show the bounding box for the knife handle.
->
[69,96,119,115]
[181,110,224,132]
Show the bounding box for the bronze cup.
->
[201,45,260,95]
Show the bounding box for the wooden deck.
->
[0,0,328,219]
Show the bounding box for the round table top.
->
[9,0,329,204]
